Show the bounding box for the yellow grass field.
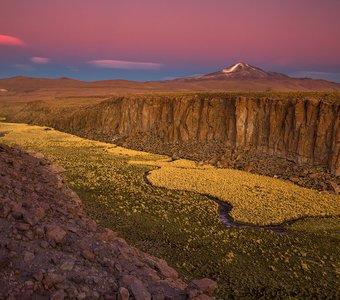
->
[131,159,340,225]
[1,122,339,226]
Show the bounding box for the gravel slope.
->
[0,143,216,299]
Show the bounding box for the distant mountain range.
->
[0,63,339,95]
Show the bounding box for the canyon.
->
[1,70,339,299]
[3,93,339,179]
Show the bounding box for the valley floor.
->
[0,122,339,299]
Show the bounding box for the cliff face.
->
[7,94,340,176]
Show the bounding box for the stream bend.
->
[143,171,295,235]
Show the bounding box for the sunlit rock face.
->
[7,94,340,176]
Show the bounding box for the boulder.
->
[187,278,217,296]
[120,275,151,300]
[46,225,67,243]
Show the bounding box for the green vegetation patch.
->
[0,122,339,299]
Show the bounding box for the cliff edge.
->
[6,93,339,186]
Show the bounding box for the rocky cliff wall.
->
[6,93,340,176]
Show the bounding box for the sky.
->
[0,0,340,82]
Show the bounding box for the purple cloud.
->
[31,57,51,64]
[88,59,163,70]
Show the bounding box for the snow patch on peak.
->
[223,63,241,73]
[222,62,250,73]
[221,62,267,75]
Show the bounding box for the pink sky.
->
[0,0,339,81]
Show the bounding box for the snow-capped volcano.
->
[197,62,288,80]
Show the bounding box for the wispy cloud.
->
[13,64,35,71]
[0,34,25,46]
[88,59,163,70]
[31,57,51,64]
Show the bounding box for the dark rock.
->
[118,287,130,300]
[95,228,118,242]
[0,249,10,268]
[46,225,66,243]
[50,289,66,300]
[120,275,151,300]
[329,181,340,195]
[16,223,30,231]
[147,257,178,280]
[44,273,65,289]
[33,271,44,282]
[40,240,49,248]
[289,177,301,184]
[187,278,217,296]
[60,260,75,271]
[23,251,35,262]
[82,249,96,261]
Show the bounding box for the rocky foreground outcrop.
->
[0,144,216,299]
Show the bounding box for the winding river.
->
[143,171,294,235]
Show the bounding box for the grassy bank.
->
[0,122,339,299]
[131,159,339,225]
